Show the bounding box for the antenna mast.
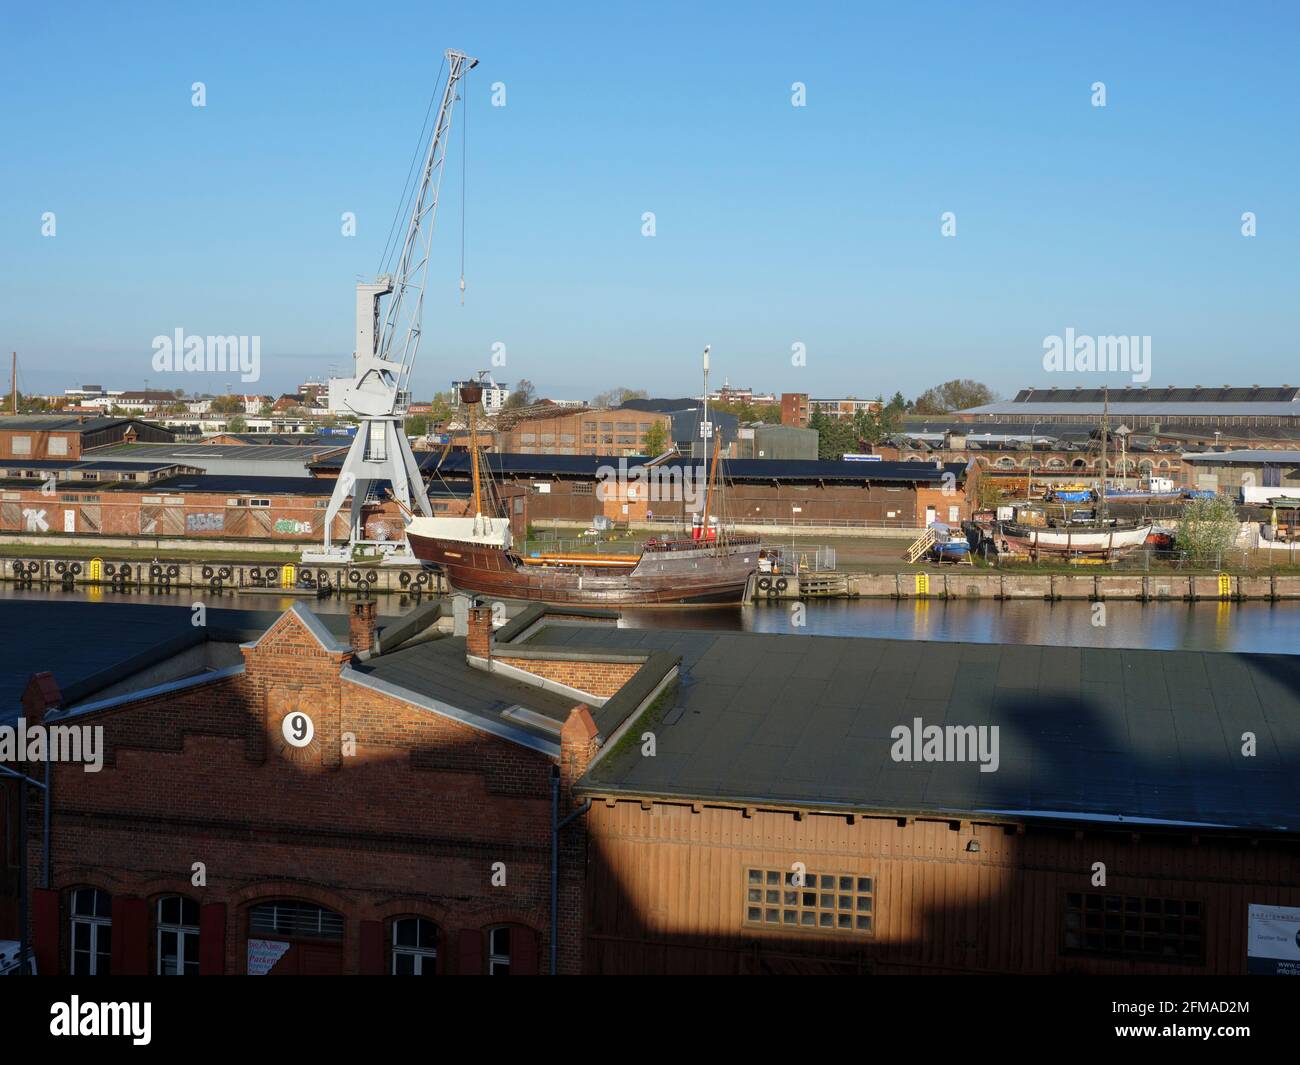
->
[308,49,478,563]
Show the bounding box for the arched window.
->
[1047,458,1066,469]
[391,917,438,975]
[69,887,112,976]
[156,895,200,976]
[487,925,513,975]
[995,457,1016,469]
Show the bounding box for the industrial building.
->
[493,406,671,457]
[957,385,1300,430]
[88,441,350,479]
[427,453,970,527]
[1181,450,1300,499]
[0,415,174,461]
[4,601,1296,975]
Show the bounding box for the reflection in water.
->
[4,585,1298,654]
[735,598,1299,654]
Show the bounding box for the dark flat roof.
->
[0,458,187,473]
[0,416,163,434]
[521,626,1300,834]
[0,601,356,717]
[425,452,967,485]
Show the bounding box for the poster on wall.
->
[1246,903,1300,975]
[246,939,291,976]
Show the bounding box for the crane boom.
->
[306,49,478,564]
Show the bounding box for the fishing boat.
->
[927,523,972,563]
[402,382,765,605]
[1044,483,1094,503]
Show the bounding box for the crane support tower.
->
[304,49,478,564]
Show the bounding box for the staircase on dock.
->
[905,527,938,564]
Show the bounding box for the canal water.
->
[4,585,1298,655]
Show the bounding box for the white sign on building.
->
[1247,903,1300,975]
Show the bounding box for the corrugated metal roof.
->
[91,442,348,461]
[533,626,1300,833]
[961,401,1300,417]
[1011,387,1300,404]
[1181,450,1300,464]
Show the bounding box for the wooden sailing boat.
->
[403,384,765,605]
[996,387,1155,559]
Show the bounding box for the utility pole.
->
[11,352,17,414]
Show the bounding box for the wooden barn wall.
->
[582,800,1300,975]
[486,476,932,527]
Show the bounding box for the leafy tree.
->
[593,386,648,409]
[810,410,858,460]
[227,414,248,433]
[912,379,996,414]
[851,395,902,445]
[404,414,429,436]
[210,394,244,415]
[1176,497,1239,563]
[503,378,537,411]
[642,421,670,455]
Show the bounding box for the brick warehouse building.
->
[4,601,1298,976]
[1,600,678,975]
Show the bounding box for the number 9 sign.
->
[282,711,315,748]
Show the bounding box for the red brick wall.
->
[496,657,640,698]
[26,608,581,974]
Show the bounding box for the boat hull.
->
[408,531,762,606]
[995,523,1155,558]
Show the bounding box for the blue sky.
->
[1,1,1297,402]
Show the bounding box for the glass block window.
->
[744,867,874,935]
[1062,892,1203,962]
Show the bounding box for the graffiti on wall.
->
[187,512,224,532]
[274,518,313,535]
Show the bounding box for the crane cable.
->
[378,56,447,277]
[461,68,469,301]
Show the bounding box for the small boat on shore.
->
[993,521,1155,558]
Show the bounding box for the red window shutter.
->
[458,928,483,975]
[111,896,149,975]
[33,888,60,976]
[513,925,540,975]
[199,902,227,975]
[359,919,384,975]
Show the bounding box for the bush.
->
[1176,497,1239,563]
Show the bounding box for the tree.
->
[1176,497,1239,564]
[642,421,669,455]
[210,394,244,415]
[912,379,996,415]
[852,395,902,445]
[810,410,858,460]
[592,387,648,409]
[404,414,429,437]
[227,414,248,433]
[502,378,537,411]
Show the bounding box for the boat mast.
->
[1099,386,1109,524]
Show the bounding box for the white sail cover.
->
[405,514,512,548]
